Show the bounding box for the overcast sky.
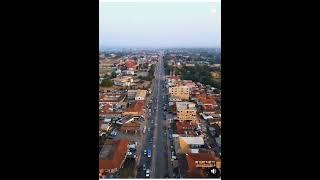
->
[99,2,221,48]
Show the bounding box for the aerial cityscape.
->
[99,1,221,179]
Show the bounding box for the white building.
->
[135,90,147,101]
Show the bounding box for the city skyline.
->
[99,2,221,49]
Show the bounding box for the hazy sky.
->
[99,2,221,48]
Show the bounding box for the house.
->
[99,94,126,105]
[196,94,218,107]
[178,137,204,153]
[120,121,141,134]
[186,150,219,168]
[202,105,217,115]
[177,154,206,178]
[99,139,129,178]
[126,60,137,70]
[127,90,138,100]
[122,101,145,116]
[100,123,112,132]
[178,150,221,178]
[135,90,147,101]
[176,102,197,123]
[112,76,133,87]
[175,121,197,136]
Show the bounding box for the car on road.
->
[146,169,150,177]
[143,164,146,171]
[144,150,147,155]
[147,150,152,158]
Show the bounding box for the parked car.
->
[143,164,146,171]
[146,169,150,177]
[144,149,147,155]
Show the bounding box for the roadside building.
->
[135,90,147,101]
[99,139,129,178]
[178,137,204,153]
[169,85,190,100]
[112,76,133,87]
[176,102,197,123]
[122,101,145,116]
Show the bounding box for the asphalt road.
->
[136,51,169,178]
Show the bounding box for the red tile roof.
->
[126,60,137,69]
[186,151,216,162]
[124,101,144,114]
[198,95,217,106]
[203,105,215,112]
[176,121,196,130]
[99,139,129,171]
[99,104,112,116]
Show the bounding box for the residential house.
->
[120,121,141,134]
[112,76,133,87]
[99,139,129,178]
[126,60,137,71]
[175,121,197,136]
[99,94,126,106]
[135,90,147,101]
[178,137,204,153]
[122,101,145,116]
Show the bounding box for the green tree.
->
[100,78,113,87]
[111,71,117,78]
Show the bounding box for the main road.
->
[151,51,168,178]
[136,51,169,178]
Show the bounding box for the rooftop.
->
[135,90,147,98]
[99,94,126,103]
[180,137,204,145]
[124,101,144,113]
[176,102,196,111]
[99,139,129,170]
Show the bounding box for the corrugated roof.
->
[180,137,204,145]
[99,139,129,171]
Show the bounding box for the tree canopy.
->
[100,78,113,87]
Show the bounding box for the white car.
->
[146,169,150,177]
[144,150,147,155]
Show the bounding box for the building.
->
[169,85,190,100]
[126,60,137,70]
[186,150,219,168]
[99,94,126,105]
[169,96,182,102]
[177,150,221,178]
[211,71,221,79]
[178,137,204,153]
[122,101,145,116]
[176,102,197,123]
[99,139,129,178]
[112,76,133,87]
[100,123,112,132]
[120,121,141,134]
[175,121,197,136]
[127,90,138,100]
[135,90,147,101]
